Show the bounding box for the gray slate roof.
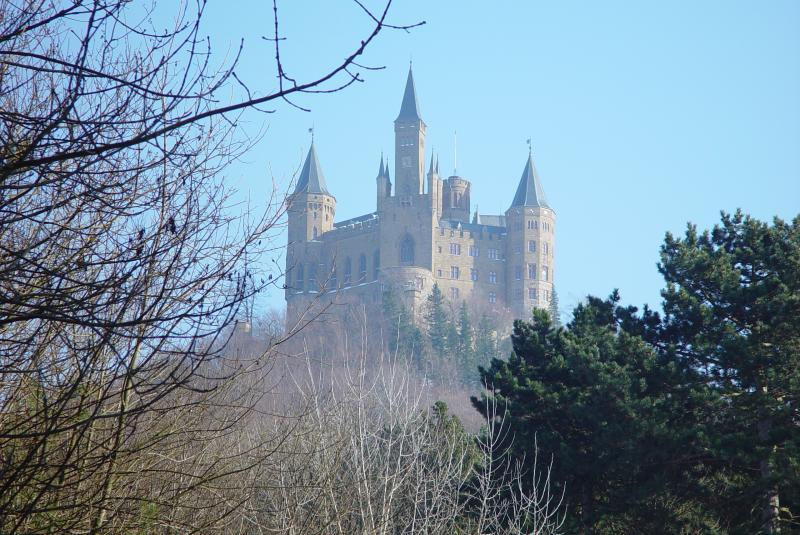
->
[294,142,330,195]
[396,67,422,122]
[510,153,549,209]
[475,214,507,228]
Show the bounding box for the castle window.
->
[527,220,538,230]
[449,243,461,255]
[544,289,550,301]
[488,248,499,260]
[344,257,352,284]
[528,240,536,253]
[469,245,479,257]
[436,269,443,277]
[528,263,537,280]
[358,254,367,282]
[329,260,337,289]
[515,266,522,280]
[543,242,549,256]
[450,266,459,279]
[542,266,549,282]
[373,250,380,280]
[488,271,497,284]
[529,287,538,300]
[450,287,460,300]
[308,263,318,291]
[312,226,318,239]
[400,235,415,264]
[296,264,304,289]
[471,268,478,281]
[438,246,442,254]
[488,292,496,304]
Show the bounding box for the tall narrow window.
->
[528,240,536,253]
[489,271,497,284]
[450,287,460,299]
[312,226,318,239]
[373,250,380,280]
[358,254,367,282]
[450,266,460,279]
[308,263,317,291]
[296,264,304,289]
[515,266,522,280]
[329,260,337,289]
[528,287,537,300]
[400,234,415,264]
[344,257,352,284]
[543,242,549,255]
[470,268,478,281]
[542,266,549,282]
[489,292,497,304]
[528,263,537,280]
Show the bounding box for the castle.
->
[285,67,555,325]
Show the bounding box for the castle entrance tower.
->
[286,141,335,311]
[505,151,555,318]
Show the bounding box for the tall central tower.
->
[394,67,426,196]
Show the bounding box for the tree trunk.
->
[758,405,780,534]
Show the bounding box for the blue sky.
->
[201,0,799,318]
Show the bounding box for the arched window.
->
[312,226,318,239]
[329,260,337,289]
[358,254,367,282]
[344,257,352,285]
[373,250,380,280]
[400,235,415,264]
[296,264,304,290]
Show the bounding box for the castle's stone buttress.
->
[286,67,556,326]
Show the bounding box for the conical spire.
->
[510,152,549,209]
[385,159,391,182]
[472,205,479,224]
[428,152,435,175]
[294,141,330,195]
[435,154,439,175]
[377,153,385,177]
[396,66,422,122]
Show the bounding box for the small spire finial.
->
[526,137,532,155]
[309,126,315,143]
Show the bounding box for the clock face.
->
[401,156,412,168]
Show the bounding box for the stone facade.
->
[285,68,556,325]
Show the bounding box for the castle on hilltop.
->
[285,67,555,325]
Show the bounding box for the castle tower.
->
[441,175,471,223]
[394,66,426,197]
[504,151,555,318]
[376,154,391,212]
[286,141,336,297]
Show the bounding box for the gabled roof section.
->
[294,141,330,195]
[396,66,422,122]
[510,153,549,209]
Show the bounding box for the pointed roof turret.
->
[428,152,436,175]
[294,141,330,195]
[472,206,479,224]
[377,153,386,177]
[510,152,549,209]
[396,66,422,122]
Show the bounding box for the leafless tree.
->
[0,1,420,532]
[244,315,565,534]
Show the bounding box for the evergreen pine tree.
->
[457,301,474,379]
[549,287,561,328]
[424,283,449,358]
